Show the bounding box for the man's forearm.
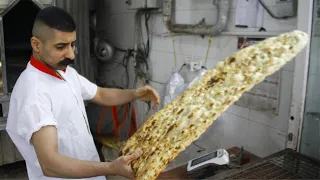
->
[96,88,137,106]
[43,152,115,178]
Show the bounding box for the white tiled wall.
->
[97,0,298,163]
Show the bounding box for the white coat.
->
[6,56,106,180]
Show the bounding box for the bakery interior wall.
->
[94,0,299,169]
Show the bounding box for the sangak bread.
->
[120,30,309,180]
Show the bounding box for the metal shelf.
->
[211,148,320,179]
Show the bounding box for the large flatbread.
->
[120,30,309,180]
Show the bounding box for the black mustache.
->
[58,58,74,66]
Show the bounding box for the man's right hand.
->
[111,150,143,179]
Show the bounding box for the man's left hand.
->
[134,86,160,110]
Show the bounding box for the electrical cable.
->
[144,12,151,58]
[204,36,213,65]
[193,142,206,153]
[135,11,152,85]
[120,49,134,89]
[172,36,177,68]
[146,78,165,85]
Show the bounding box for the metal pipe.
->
[163,0,230,35]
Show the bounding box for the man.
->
[5,6,160,180]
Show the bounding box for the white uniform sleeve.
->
[76,73,98,101]
[14,92,57,145]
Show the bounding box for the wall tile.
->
[175,0,217,11]
[283,59,295,72]
[262,7,297,31]
[174,36,197,56]
[226,105,250,119]
[97,0,298,159]
[220,113,249,150]
[247,70,293,132]
[216,36,238,60]
[151,36,174,53]
[195,36,220,60]
[246,121,286,157]
[196,115,224,151]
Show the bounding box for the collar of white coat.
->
[30,56,67,80]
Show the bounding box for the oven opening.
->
[3,0,41,93]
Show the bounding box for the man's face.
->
[39,30,76,70]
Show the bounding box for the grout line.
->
[282,69,294,73]
[150,50,221,64]
[150,50,294,71]
[224,112,287,134]
[172,8,219,12]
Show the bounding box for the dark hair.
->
[34,6,76,32]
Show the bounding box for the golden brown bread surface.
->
[120,30,309,180]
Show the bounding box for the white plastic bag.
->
[163,68,208,106]
[187,68,208,89]
[163,72,185,106]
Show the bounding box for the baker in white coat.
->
[6,6,160,180]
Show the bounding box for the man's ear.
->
[30,37,42,53]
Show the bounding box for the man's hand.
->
[32,126,141,179]
[111,150,143,179]
[134,86,160,110]
[92,86,160,108]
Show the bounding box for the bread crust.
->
[120,30,309,180]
